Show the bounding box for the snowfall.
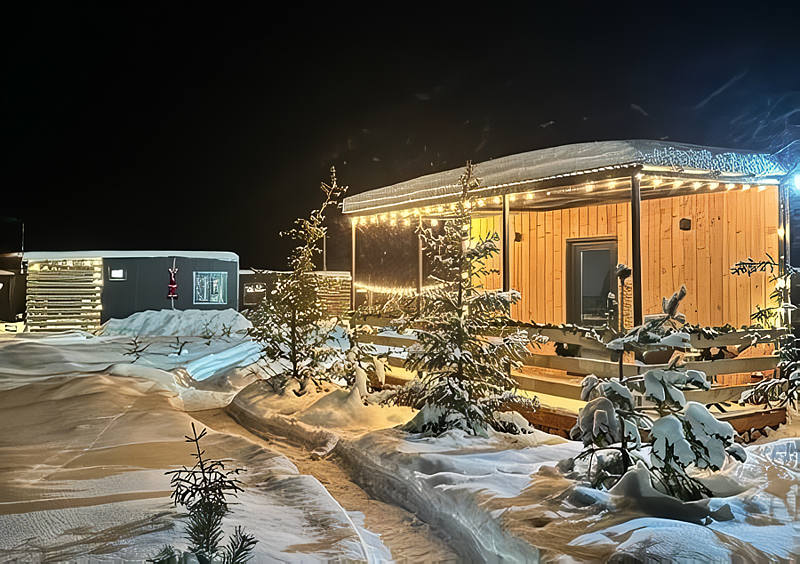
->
[0,309,797,563]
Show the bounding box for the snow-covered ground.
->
[1,309,798,563]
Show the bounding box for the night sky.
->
[5,4,798,271]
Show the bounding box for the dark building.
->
[0,251,239,332]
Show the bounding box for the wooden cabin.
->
[343,140,794,331]
[343,140,796,436]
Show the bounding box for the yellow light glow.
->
[509,194,516,201]
[403,218,410,226]
[464,201,472,209]
[653,178,662,186]
[673,180,683,189]
[757,185,766,192]
[693,181,702,190]
[477,199,485,207]
[359,217,366,225]
[726,183,736,190]
[449,202,457,210]
[585,184,594,193]
[370,216,377,224]
[379,214,387,222]
[709,182,719,190]
[635,172,643,180]
[389,219,396,226]
[776,277,787,289]
[431,219,439,226]
[493,196,501,204]
[525,192,533,200]
[778,227,785,237]
[742,184,751,191]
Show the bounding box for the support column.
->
[502,194,511,293]
[417,215,423,314]
[631,172,643,326]
[350,220,356,311]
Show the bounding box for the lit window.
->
[109,268,126,280]
[193,272,227,304]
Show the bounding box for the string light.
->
[709,182,719,190]
[493,196,501,204]
[757,185,766,192]
[673,180,683,189]
[726,183,736,190]
[431,219,439,226]
[525,193,533,200]
[509,194,516,201]
[354,281,448,297]
[742,184,751,191]
[692,181,702,190]
[653,178,662,186]
[778,227,785,238]
[403,218,410,226]
[477,199,485,207]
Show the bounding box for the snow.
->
[99,308,252,338]
[2,308,799,563]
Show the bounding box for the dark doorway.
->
[567,238,617,326]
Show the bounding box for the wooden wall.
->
[470,186,779,329]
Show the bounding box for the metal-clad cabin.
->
[22,251,239,332]
[342,140,795,331]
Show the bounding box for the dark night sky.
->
[5,4,799,270]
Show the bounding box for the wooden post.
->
[503,194,511,293]
[350,220,356,310]
[779,181,791,327]
[417,214,423,314]
[631,172,643,326]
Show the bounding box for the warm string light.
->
[347,183,777,226]
[354,281,448,297]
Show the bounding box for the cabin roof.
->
[342,140,787,215]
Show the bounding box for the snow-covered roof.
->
[24,250,239,262]
[342,140,788,215]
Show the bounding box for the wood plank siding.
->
[471,186,779,328]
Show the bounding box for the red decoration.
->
[168,258,178,300]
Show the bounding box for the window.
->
[109,268,126,280]
[567,239,617,326]
[243,283,267,306]
[193,271,228,304]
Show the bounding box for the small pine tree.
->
[247,169,347,392]
[151,424,257,564]
[731,256,800,408]
[565,287,747,501]
[398,162,537,436]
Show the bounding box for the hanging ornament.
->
[167,258,178,306]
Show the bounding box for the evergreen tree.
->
[399,162,537,435]
[564,287,746,501]
[247,168,346,392]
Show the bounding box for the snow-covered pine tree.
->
[247,168,346,392]
[565,287,747,501]
[399,162,537,435]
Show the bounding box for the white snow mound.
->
[98,309,252,337]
